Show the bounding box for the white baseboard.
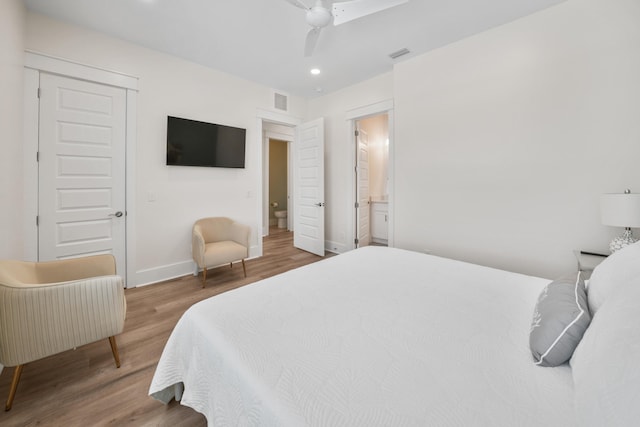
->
[134,260,195,287]
[325,240,348,255]
[134,245,262,288]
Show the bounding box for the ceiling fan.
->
[285,0,409,56]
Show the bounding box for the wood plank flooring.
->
[0,228,330,426]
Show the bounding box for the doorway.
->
[262,121,294,239]
[268,138,290,233]
[23,52,138,286]
[37,73,127,272]
[355,113,390,247]
[259,116,326,257]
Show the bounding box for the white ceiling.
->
[23,0,564,99]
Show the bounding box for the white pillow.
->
[587,240,640,314]
[571,275,640,426]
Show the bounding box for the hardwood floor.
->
[0,228,330,426]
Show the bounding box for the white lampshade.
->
[600,192,640,228]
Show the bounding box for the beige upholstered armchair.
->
[192,217,250,287]
[0,255,126,411]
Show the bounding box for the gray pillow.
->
[529,273,591,367]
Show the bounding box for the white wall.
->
[25,12,307,285]
[308,73,394,252]
[13,0,640,283]
[394,0,640,278]
[0,0,26,260]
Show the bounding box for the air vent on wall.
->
[274,92,288,112]
[389,48,410,60]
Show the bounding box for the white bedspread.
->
[150,246,575,426]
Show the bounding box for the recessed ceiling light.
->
[310,68,321,75]
[315,87,324,93]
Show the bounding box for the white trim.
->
[345,100,395,251]
[23,51,139,286]
[387,109,395,248]
[264,128,295,236]
[23,68,39,261]
[325,239,349,254]
[125,89,138,288]
[256,108,302,126]
[24,50,139,90]
[265,130,294,142]
[345,99,394,121]
[263,134,270,237]
[134,260,196,288]
[256,109,302,258]
[147,257,259,286]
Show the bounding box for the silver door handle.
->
[109,211,124,218]
[315,202,325,207]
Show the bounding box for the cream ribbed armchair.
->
[0,254,126,411]
[192,217,250,288]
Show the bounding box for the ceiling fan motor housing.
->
[306,6,332,28]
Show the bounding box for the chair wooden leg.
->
[5,365,23,411]
[108,336,121,368]
[242,259,247,278]
[202,267,207,288]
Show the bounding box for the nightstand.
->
[574,250,608,279]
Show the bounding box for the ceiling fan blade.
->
[332,0,408,26]
[304,27,321,57]
[284,0,311,10]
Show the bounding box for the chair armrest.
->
[0,275,126,367]
[192,226,206,268]
[230,222,250,253]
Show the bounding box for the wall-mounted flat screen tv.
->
[166,116,246,168]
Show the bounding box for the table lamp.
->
[601,189,640,253]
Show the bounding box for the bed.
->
[149,245,640,426]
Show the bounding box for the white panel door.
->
[356,128,370,247]
[293,118,325,256]
[38,73,127,276]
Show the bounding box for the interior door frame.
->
[262,126,295,237]
[23,51,139,287]
[256,109,301,257]
[345,99,395,251]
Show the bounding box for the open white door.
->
[293,118,325,256]
[356,127,370,247]
[38,73,127,275]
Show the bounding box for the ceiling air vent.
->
[389,48,410,60]
[274,92,288,112]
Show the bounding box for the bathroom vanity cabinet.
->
[370,201,388,244]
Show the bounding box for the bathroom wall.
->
[359,114,389,200]
[268,139,288,225]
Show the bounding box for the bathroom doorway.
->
[355,113,390,247]
[268,139,290,232]
[261,121,294,243]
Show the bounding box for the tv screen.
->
[166,116,246,168]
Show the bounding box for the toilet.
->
[274,210,287,229]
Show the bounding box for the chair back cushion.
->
[194,217,235,243]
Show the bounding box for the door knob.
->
[315,202,325,207]
[109,211,124,218]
